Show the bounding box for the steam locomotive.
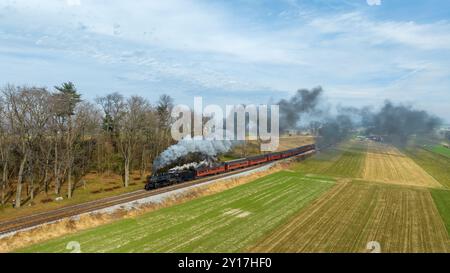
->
[144,144,316,190]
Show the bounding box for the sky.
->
[0,0,449,121]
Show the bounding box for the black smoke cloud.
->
[278,87,323,131]
[277,89,442,148]
[317,114,354,148]
[363,101,442,145]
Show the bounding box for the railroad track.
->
[0,160,287,237]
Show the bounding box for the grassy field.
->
[362,142,442,188]
[249,181,450,253]
[291,140,366,178]
[431,189,450,234]
[19,171,334,253]
[430,145,450,158]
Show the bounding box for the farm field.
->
[361,142,442,188]
[19,171,335,253]
[221,136,314,161]
[249,181,450,253]
[429,145,450,158]
[14,139,450,253]
[276,136,315,151]
[291,140,366,178]
[404,146,450,188]
[431,189,450,234]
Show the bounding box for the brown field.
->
[276,136,315,151]
[362,142,442,188]
[249,181,450,253]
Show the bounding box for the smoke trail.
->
[317,114,354,148]
[278,87,323,131]
[364,101,442,145]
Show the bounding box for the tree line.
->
[0,83,174,208]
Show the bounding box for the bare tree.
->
[116,96,150,187]
[0,96,12,205]
[96,93,125,173]
[156,94,174,154]
[0,84,179,205]
[3,86,51,207]
[71,101,101,187]
[139,108,158,179]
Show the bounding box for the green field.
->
[430,145,450,158]
[291,141,366,178]
[431,189,450,235]
[404,146,450,188]
[20,172,335,253]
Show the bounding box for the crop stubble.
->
[249,181,450,253]
[362,142,442,188]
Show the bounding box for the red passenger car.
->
[248,155,268,166]
[226,159,249,171]
[268,153,282,161]
[196,165,226,177]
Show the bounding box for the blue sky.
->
[1,0,449,121]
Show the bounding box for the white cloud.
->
[309,12,450,50]
[1,0,450,119]
[66,0,81,7]
[367,0,381,6]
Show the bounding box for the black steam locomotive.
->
[145,144,315,190]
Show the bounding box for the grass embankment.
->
[19,172,334,253]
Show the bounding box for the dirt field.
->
[249,181,450,253]
[222,136,314,160]
[276,136,315,151]
[362,142,442,188]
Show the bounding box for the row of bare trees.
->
[0,83,174,208]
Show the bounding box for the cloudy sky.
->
[1,0,449,121]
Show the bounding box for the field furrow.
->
[292,141,367,178]
[362,142,442,188]
[248,182,450,253]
